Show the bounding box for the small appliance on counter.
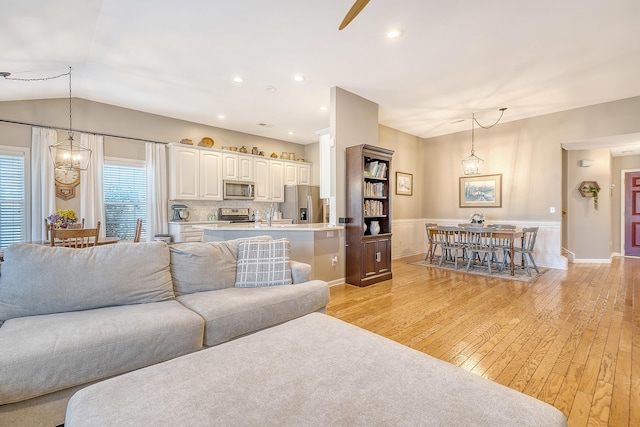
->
[171,204,190,221]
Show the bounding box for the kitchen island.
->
[196,223,344,283]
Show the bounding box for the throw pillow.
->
[170,236,273,296]
[235,238,292,288]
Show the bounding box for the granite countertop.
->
[195,223,343,232]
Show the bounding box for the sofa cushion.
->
[170,236,273,296]
[0,300,204,405]
[0,242,174,322]
[235,238,292,288]
[176,280,330,346]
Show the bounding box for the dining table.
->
[427,226,524,276]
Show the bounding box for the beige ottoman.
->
[66,313,567,426]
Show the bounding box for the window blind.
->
[103,162,146,240]
[0,152,26,249]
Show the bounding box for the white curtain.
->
[31,127,58,241]
[79,133,105,236]
[145,142,168,242]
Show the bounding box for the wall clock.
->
[54,165,80,187]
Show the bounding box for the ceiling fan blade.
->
[338,0,371,30]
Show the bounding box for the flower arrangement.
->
[469,211,485,225]
[47,209,78,228]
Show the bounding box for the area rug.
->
[409,259,547,283]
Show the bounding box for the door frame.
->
[620,168,640,256]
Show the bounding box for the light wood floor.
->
[326,254,640,427]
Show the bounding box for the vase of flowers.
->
[47,209,78,229]
[469,211,485,226]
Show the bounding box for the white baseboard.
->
[327,278,346,287]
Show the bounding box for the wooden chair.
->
[464,227,500,275]
[504,227,540,276]
[45,218,84,241]
[436,226,467,270]
[50,221,100,248]
[133,218,143,243]
[424,223,439,262]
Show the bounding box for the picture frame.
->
[459,174,502,208]
[396,172,413,196]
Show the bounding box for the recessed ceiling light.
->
[264,86,277,92]
[233,76,243,83]
[320,106,328,111]
[217,114,225,119]
[386,29,403,39]
[288,131,294,135]
[293,74,305,82]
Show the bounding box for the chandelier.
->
[461,108,507,176]
[48,67,92,171]
[1,67,92,170]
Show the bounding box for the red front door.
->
[624,172,640,256]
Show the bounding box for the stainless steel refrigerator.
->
[281,185,323,224]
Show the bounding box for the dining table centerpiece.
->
[469,211,485,225]
[47,209,78,229]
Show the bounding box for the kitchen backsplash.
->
[168,199,284,221]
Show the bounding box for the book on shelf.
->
[364,160,387,179]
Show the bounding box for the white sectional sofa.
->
[0,237,329,426]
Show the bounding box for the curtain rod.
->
[0,117,170,145]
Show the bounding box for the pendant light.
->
[461,108,507,176]
[1,67,92,171]
[48,67,92,171]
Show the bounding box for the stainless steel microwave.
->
[223,180,254,200]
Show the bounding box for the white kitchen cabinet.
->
[298,163,311,185]
[254,158,284,202]
[284,161,311,186]
[169,145,222,200]
[222,152,253,182]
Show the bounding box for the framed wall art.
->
[396,172,413,196]
[459,174,502,208]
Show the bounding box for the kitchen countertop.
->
[195,223,343,232]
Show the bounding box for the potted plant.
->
[589,186,599,210]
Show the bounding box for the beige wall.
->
[0,98,311,216]
[378,125,424,220]
[417,96,640,261]
[565,149,611,259]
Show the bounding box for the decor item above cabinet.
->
[168,144,223,200]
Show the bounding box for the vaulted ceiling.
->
[2,0,639,145]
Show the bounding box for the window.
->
[0,146,29,251]
[103,157,146,241]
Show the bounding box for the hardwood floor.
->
[326,254,640,427]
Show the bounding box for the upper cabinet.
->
[254,158,284,202]
[284,162,311,186]
[222,152,253,182]
[169,145,223,200]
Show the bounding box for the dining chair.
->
[465,227,500,275]
[436,226,467,270]
[50,221,100,248]
[504,227,540,276]
[486,224,516,266]
[133,218,143,243]
[424,223,439,262]
[45,218,84,241]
